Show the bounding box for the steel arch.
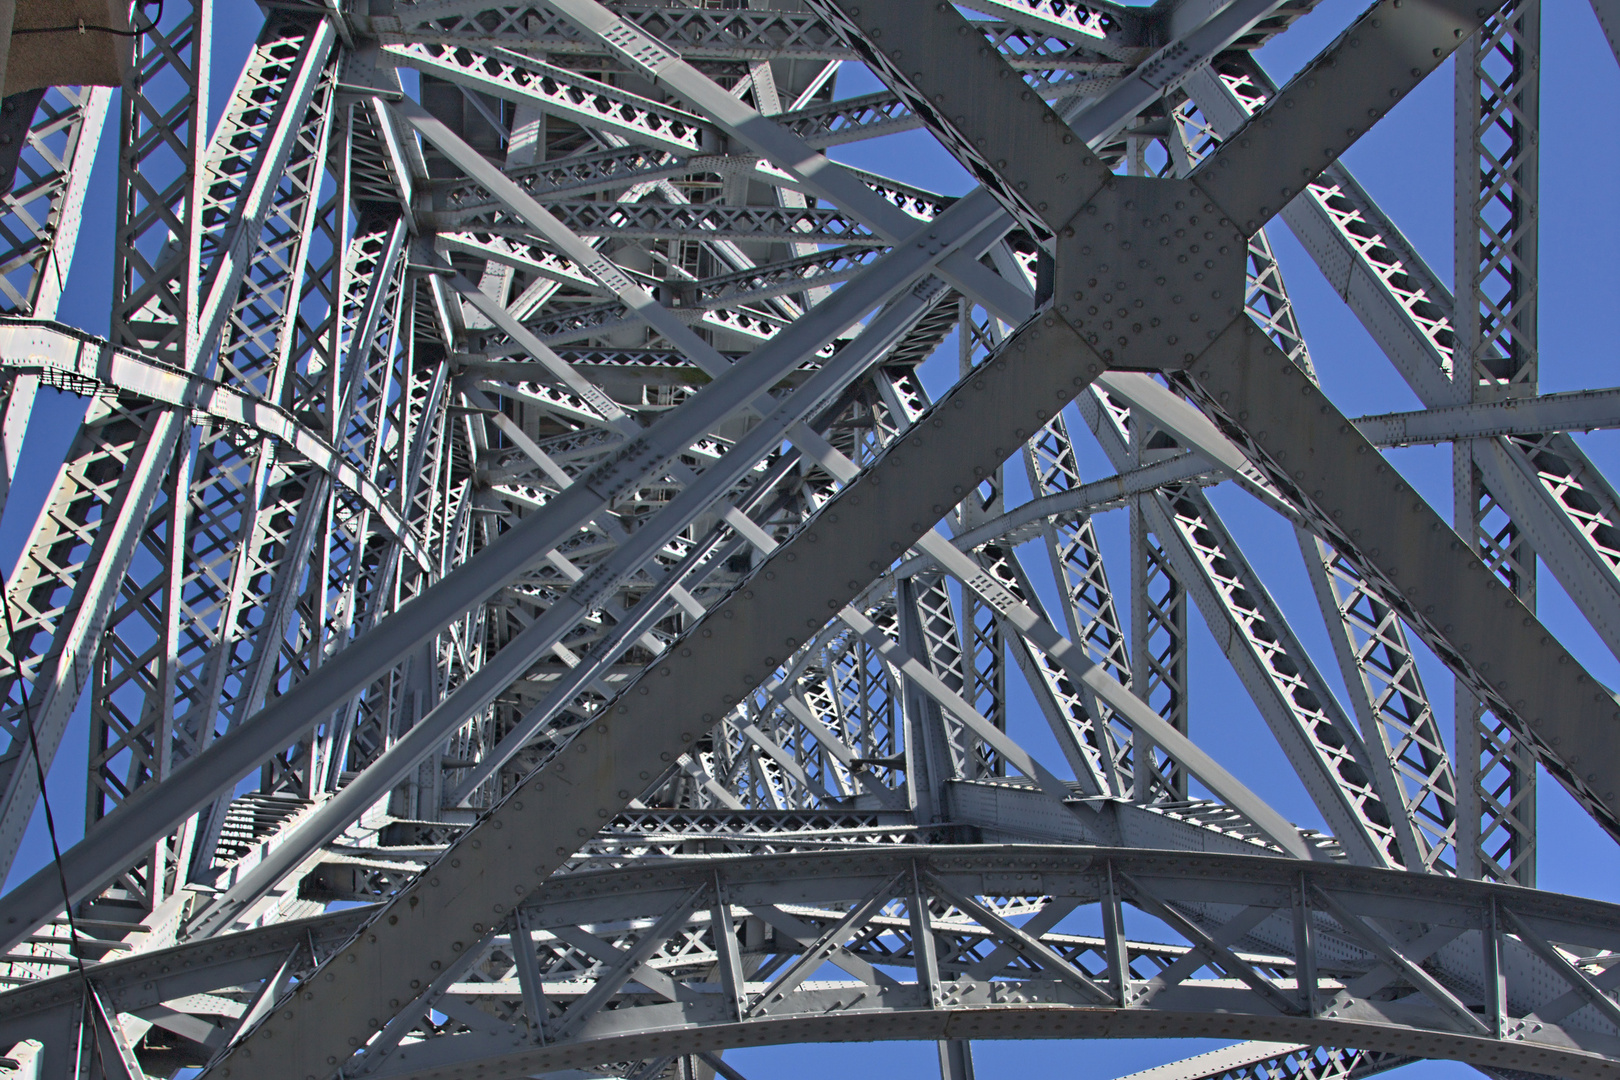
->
[5,848,1620,1078]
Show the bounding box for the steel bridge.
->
[0,0,1616,1077]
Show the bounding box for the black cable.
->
[136,0,163,34]
[13,0,164,40]
[0,594,124,1071]
[0,585,105,1070]
[5,0,166,1059]
[10,22,140,37]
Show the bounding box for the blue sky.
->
[1,0,1617,1077]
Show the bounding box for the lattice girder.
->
[1,1,1618,1079]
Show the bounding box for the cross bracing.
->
[0,0,1616,1078]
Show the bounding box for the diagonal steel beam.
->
[1079,381,1399,865]
[1183,328,1620,839]
[0,178,1011,952]
[0,87,110,322]
[1190,0,1478,237]
[1188,65,1620,688]
[181,275,956,936]
[197,302,1110,1080]
[1593,0,1620,61]
[801,0,1110,240]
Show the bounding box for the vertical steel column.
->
[1453,0,1540,885]
[113,0,210,366]
[1455,0,1540,394]
[898,575,968,823]
[1127,429,1188,801]
[938,1039,977,1080]
[0,368,35,516]
[955,300,1007,759]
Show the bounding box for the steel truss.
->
[0,1,1616,1079]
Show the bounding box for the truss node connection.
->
[0,1,1613,1080]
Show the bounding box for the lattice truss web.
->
[0,0,1617,1078]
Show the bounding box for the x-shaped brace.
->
[806,0,1620,837]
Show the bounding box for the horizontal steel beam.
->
[0,320,423,562]
[363,5,1132,68]
[1353,387,1620,445]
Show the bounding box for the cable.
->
[135,0,163,34]
[4,1,166,1062]
[10,20,140,37]
[12,0,163,40]
[0,589,110,1070]
[0,602,86,969]
[0,596,125,1071]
